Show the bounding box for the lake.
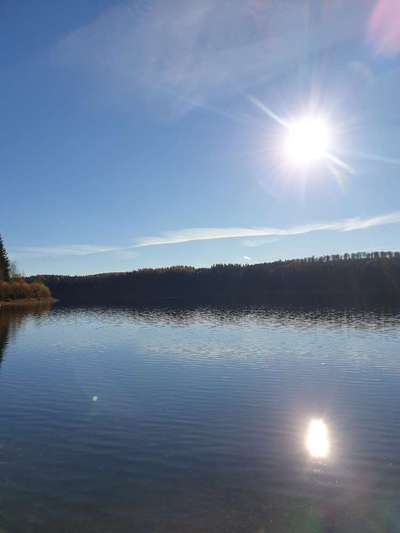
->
[0,304,399,532]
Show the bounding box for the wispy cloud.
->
[11,211,400,258]
[11,244,123,258]
[135,211,400,248]
[53,0,374,111]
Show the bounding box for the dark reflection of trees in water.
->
[0,305,52,366]
[54,303,400,331]
[0,315,9,365]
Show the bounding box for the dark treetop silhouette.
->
[0,234,10,282]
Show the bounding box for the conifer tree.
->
[0,234,10,282]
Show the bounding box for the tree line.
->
[33,251,400,306]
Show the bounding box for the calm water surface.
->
[0,305,399,532]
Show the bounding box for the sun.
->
[284,115,332,166]
[249,96,351,177]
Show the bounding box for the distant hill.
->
[31,252,400,306]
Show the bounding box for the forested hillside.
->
[33,252,400,306]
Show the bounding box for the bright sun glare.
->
[284,116,332,166]
[306,419,330,459]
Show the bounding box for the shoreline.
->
[0,298,57,309]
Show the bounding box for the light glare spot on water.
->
[306,418,330,459]
[92,395,98,402]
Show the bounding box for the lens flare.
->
[306,418,330,459]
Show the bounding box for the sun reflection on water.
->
[306,419,330,459]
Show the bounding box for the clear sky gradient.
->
[2,0,400,275]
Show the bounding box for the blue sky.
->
[2,0,400,275]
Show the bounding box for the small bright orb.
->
[284,116,331,166]
[306,418,330,459]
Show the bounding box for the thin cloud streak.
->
[135,211,400,248]
[11,244,123,258]
[11,211,400,258]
